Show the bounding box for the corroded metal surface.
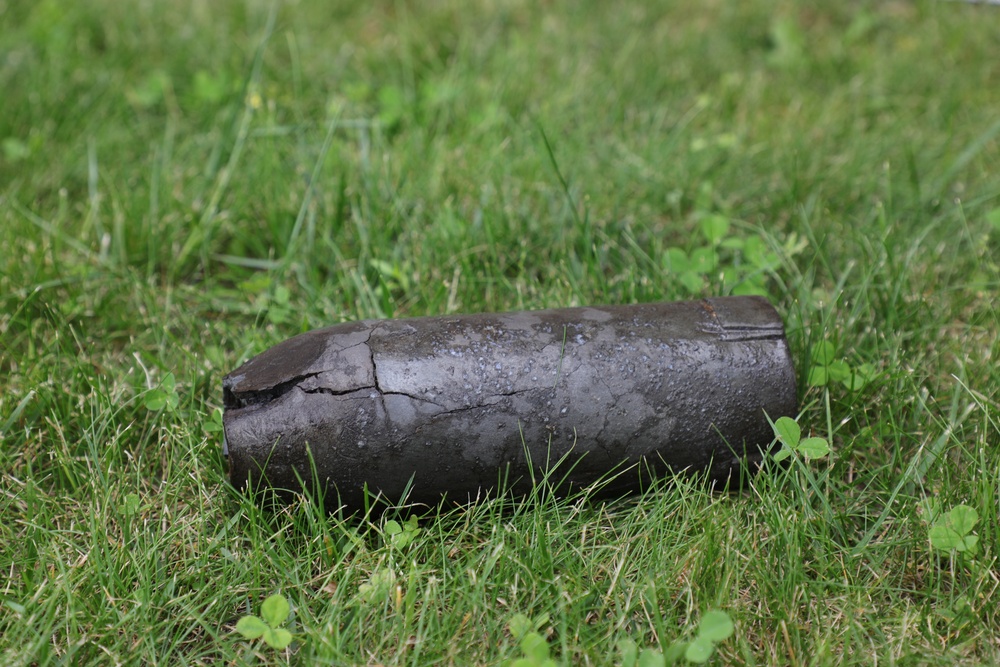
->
[222,296,797,512]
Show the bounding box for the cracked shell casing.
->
[222,296,797,513]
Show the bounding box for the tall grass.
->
[2,1,998,664]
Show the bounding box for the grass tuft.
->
[2,0,999,664]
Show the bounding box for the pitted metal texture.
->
[222,296,797,512]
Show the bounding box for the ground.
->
[1,1,998,665]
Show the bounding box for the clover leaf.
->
[236,593,293,650]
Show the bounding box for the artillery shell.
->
[222,296,797,512]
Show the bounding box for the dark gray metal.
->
[222,296,797,512]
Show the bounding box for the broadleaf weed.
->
[929,504,980,555]
[771,415,831,462]
[236,593,294,651]
[616,609,735,666]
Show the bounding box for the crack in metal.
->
[425,387,538,419]
[366,327,383,394]
[301,385,376,398]
[224,336,379,409]
[225,371,322,409]
[366,327,445,411]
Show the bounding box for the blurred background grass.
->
[1,0,998,664]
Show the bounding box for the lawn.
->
[2,0,999,664]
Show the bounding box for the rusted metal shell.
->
[222,296,797,512]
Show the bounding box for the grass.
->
[2,0,999,664]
